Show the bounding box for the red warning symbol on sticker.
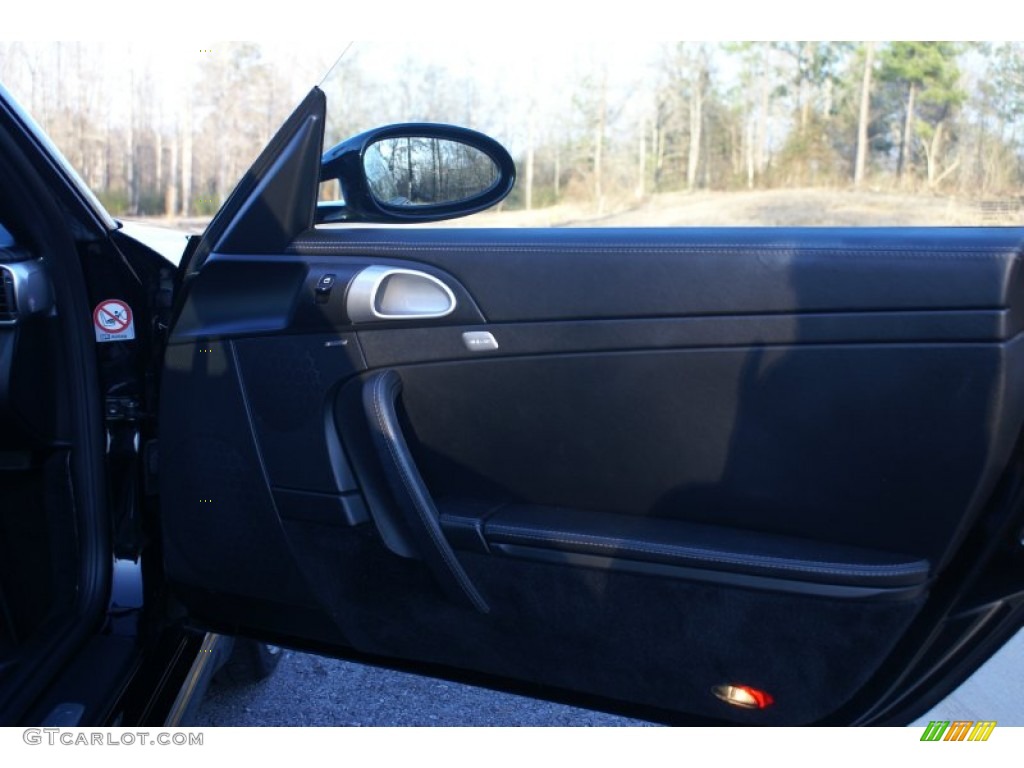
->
[93,299,135,341]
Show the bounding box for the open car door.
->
[159,87,1024,725]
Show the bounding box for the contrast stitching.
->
[290,236,1017,252]
[486,525,926,577]
[440,515,478,528]
[289,240,1018,257]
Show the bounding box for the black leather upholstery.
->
[362,370,489,613]
[290,227,1024,322]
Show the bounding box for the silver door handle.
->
[345,266,456,323]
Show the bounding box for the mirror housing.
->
[319,123,516,224]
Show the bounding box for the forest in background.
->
[1,41,1023,218]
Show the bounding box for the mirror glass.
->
[363,137,499,207]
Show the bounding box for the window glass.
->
[318,41,1024,227]
[2,41,1020,228]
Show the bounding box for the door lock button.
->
[315,273,337,303]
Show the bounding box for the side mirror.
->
[319,123,516,224]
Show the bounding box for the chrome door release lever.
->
[346,266,456,323]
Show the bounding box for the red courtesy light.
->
[712,684,775,710]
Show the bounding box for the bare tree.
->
[686,48,711,191]
[854,42,875,187]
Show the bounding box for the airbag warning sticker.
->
[93,299,135,342]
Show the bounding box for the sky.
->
[4,0,1012,141]
[2,0,1013,43]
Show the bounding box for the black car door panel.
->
[376,341,1022,566]
[288,226,1024,320]
[161,223,1024,724]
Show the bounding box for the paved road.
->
[194,630,1024,727]
[196,651,648,726]
[911,628,1024,727]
